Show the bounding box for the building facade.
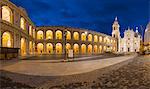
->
[112,17,141,53]
[0,0,117,57]
[144,22,150,51]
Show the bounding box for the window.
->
[2,6,13,23]
[20,17,25,30]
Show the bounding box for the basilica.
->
[112,17,141,53]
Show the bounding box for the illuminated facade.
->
[0,0,117,57]
[112,17,141,53]
[144,22,150,51]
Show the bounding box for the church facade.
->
[112,17,141,53]
[0,0,117,58]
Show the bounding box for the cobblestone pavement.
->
[38,55,150,89]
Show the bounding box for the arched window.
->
[2,6,13,23]
[37,43,44,54]
[88,34,92,42]
[66,43,71,53]
[99,45,102,53]
[94,35,98,42]
[46,30,53,39]
[73,44,79,54]
[56,30,62,39]
[56,43,62,54]
[66,31,71,40]
[46,43,53,54]
[81,33,86,41]
[20,17,25,30]
[37,30,43,39]
[2,32,13,47]
[81,44,86,54]
[73,32,79,40]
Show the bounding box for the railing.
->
[0,47,20,60]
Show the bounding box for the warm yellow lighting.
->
[21,38,26,56]
[46,43,53,54]
[46,30,53,39]
[29,25,32,36]
[94,45,98,54]
[94,35,98,42]
[73,44,79,54]
[56,43,62,54]
[88,34,92,42]
[37,30,43,39]
[81,44,86,54]
[99,36,102,42]
[20,17,25,30]
[2,32,12,47]
[37,43,44,54]
[56,30,62,40]
[66,31,71,40]
[88,44,92,54]
[66,43,71,53]
[2,6,12,23]
[81,33,86,41]
[73,32,79,40]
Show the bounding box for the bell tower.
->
[112,17,120,39]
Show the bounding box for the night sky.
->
[11,0,149,37]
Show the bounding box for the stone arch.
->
[66,31,71,40]
[37,43,44,54]
[46,43,53,54]
[73,43,79,54]
[94,45,98,54]
[37,30,43,39]
[56,30,62,39]
[2,31,13,47]
[66,43,71,53]
[20,17,25,30]
[88,44,92,54]
[2,6,13,23]
[46,30,53,39]
[88,34,92,42]
[94,35,98,42]
[56,43,62,54]
[73,32,79,40]
[81,44,86,54]
[81,33,86,41]
[21,38,26,56]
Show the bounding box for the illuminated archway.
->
[104,46,106,52]
[29,25,32,36]
[66,31,71,40]
[94,35,98,42]
[2,6,13,23]
[88,44,92,54]
[99,45,102,53]
[99,36,102,42]
[46,30,53,39]
[73,32,79,40]
[37,43,44,54]
[94,45,98,54]
[56,30,62,39]
[56,43,62,54]
[88,34,92,42]
[73,44,79,54]
[20,17,25,30]
[46,43,53,54]
[37,30,43,39]
[81,44,86,54]
[21,38,26,56]
[66,43,71,53]
[2,32,12,47]
[81,33,86,41]
[29,41,32,54]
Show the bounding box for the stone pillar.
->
[44,42,46,54]
[26,38,29,55]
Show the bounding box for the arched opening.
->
[81,33,86,41]
[29,25,32,36]
[56,43,62,54]
[94,35,98,42]
[46,30,53,39]
[94,45,98,54]
[88,44,92,54]
[21,38,26,56]
[99,45,102,53]
[37,43,44,54]
[81,44,86,54]
[56,30,62,39]
[20,17,25,30]
[66,43,71,53]
[2,6,13,23]
[2,32,13,47]
[73,44,79,54]
[88,34,92,42]
[29,41,32,54]
[37,30,43,39]
[46,43,53,54]
[73,32,79,40]
[99,36,102,42]
[66,31,71,40]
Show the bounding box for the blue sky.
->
[11,0,149,36]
